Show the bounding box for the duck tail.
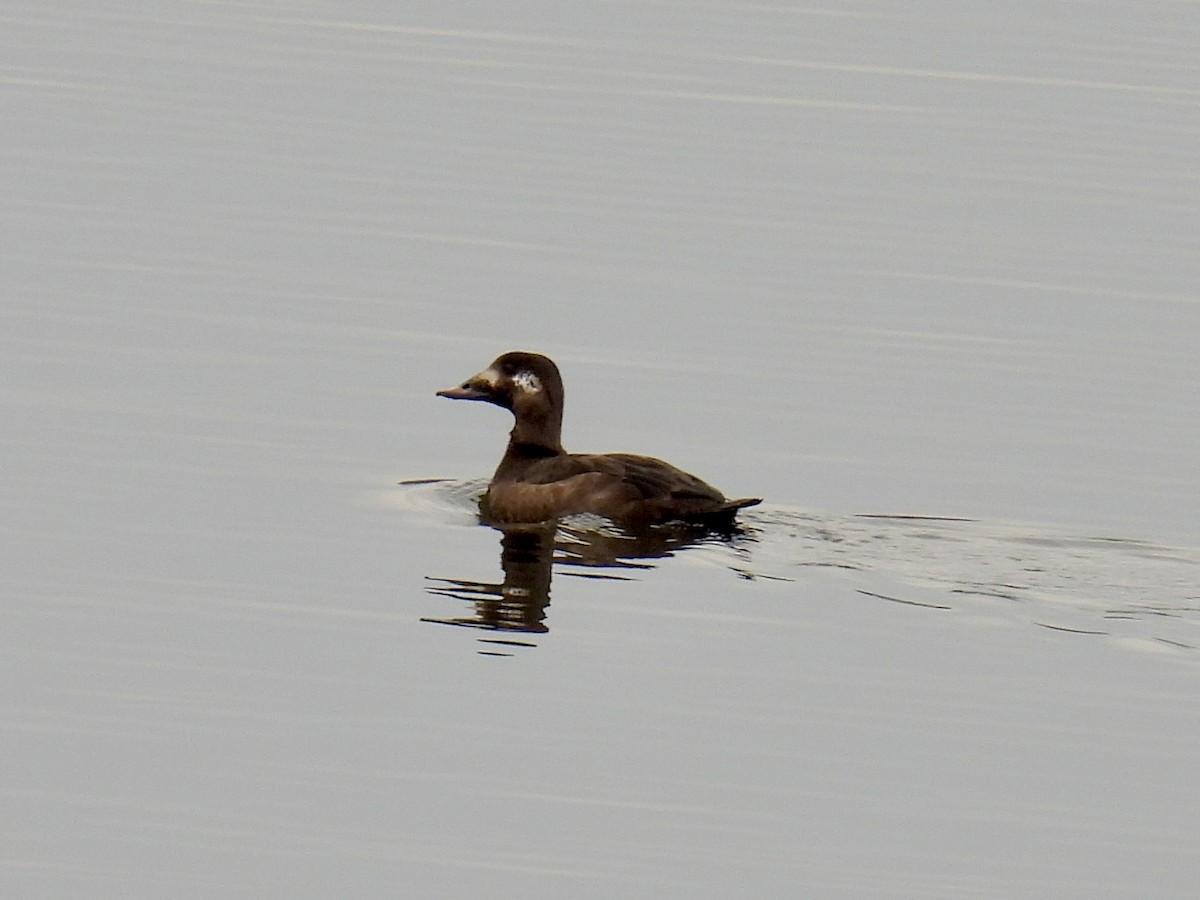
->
[681,497,762,531]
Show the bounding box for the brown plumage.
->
[436,351,761,526]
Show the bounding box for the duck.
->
[437,351,761,527]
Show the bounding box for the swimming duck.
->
[437,351,761,526]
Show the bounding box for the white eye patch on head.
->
[511,370,542,393]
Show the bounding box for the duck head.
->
[437,351,566,452]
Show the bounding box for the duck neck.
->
[510,395,563,453]
[493,412,564,482]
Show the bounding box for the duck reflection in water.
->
[422,514,754,653]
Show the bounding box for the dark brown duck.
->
[437,351,761,526]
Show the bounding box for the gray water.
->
[4,2,1200,897]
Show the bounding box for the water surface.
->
[3,1,1199,897]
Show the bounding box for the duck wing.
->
[517,453,713,497]
[513,452,758,523]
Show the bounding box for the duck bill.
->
[436,384,490,401]
[437,365,500,402]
